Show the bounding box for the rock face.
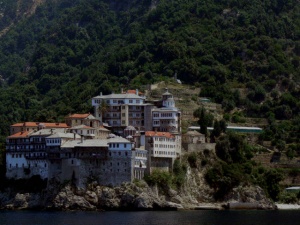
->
[0,192,42,210]
[0,166,276,211]
[223,185,277,210]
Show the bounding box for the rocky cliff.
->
[0,171,276,211]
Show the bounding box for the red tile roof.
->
[123,90,144,95]
[7,131,31,138]
[65,113,90,119]
[11,122,69,128]
[145,131,174,138]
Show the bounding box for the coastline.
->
[275,204,300,210]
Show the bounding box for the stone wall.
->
[182,143,216,152]
[148,157,172,173]
[49,150,137,188]
[6,156,48,180]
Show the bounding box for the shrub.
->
[187,152,198,168]
[172,159,187,188]
[144,170,172,192]
[279,192,298,204]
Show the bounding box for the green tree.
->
[193,107,214,136]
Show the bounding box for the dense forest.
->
[0,0,300,154]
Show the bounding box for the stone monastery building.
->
[6,89,181,187]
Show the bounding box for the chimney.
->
[121,88,123,93]
[136,89,138,95]
[100,92,102,96]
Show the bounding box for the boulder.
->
[224,185,276,210]
[53,185,96,210]
[84,191,98,205]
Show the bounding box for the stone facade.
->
[183,143,216,152]
[6,127,147,187]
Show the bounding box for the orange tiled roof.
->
[7,131,31,138]
[124,90,143,95]
[145,131,174,138]
[65,113,90,119]
[11,122,69,128]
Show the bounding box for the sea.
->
[0,210,299,225]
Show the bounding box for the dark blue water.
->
[0,210,299,225]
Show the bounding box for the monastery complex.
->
[5,89,182,187]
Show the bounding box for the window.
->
[124,144,127,148]
[113,100,117,103]
[129,100,133,103]
[136,100,140,103]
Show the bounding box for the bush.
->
[201,159,208,167]
[187,152,198,168]
[172,159,187,188]
[279,192,298,204]
[144,170,172,192]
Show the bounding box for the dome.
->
[108,133,116,138]
[125,126,136,131]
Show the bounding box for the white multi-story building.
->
[152,89,181,134]
[92,90,154,135]
[92,89,181,135]
[141,131,179,173]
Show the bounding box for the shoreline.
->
[275,204,300,210]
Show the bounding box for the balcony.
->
[25,154,47,160]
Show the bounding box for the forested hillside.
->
[0,0,300,150]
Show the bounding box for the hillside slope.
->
[0,0,300,147]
